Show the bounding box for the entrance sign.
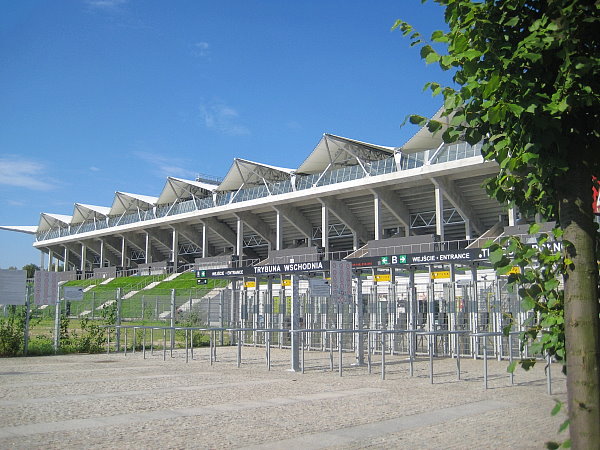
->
[431,271,451,280]
[198,260,330,278]
[330,260,352,304]
[350,248,486,268]
[63,286,84,301]
[374,274,391,282]
[34,270,59,305]
[0,269,26,305]
[309,278,330,296]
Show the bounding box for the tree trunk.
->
[557,162,600,449]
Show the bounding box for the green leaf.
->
[507,361,517,373]
[551,400,562,416]
[529,223,541,234]
[558,419,570,433]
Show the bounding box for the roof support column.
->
[465,219,472,241]
[353,232,359,251]
[145,232,152,264]
[121,236,127,268]
[99,239,105,268]
[171,228,179,266]
[435,185,445,241]
[508,206,518,226]
[236,218,244,262]
[202,223,208,258]
[374,192,382,241]
[47,250,54,271]
[276,210,283,251]
[40,249,45,271]
[80,244,87,272]
[321,203,329,259]
[63,246,70,271]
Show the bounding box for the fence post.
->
[115,288,122,352]
[355,274,364,365]
[91,292,95,320]
[24,284,31,356]
[53,283,61,354]
[170,289,176,350]
[290,275,300,372]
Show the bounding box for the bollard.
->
[381,333,386,381]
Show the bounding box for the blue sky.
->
[0,0,452,269]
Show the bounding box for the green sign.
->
[380,255,407,265]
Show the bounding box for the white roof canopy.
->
[71,203,111,224]
[400,107,451,153]
[217,158,295,191]
[156,177,217,205]
[109,192,158,216]
[37,213,73,232]
[0,225,38,235]
[297,134,395,175]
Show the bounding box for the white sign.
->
[330,260,353,304]
[63,286,84,301]
[309,278,330,297]
[0,269,26,305]
[34,270,59,305]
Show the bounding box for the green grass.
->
[56,272,230,320]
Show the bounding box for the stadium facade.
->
[1,112,520,274]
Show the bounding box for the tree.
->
[395,1,600,447]
[22,264,40,279]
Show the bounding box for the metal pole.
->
[290,275,300,371]
[170,289,176,350]
[115,288,122,352]
[547,353,552,395]
[338,332,343,377]
[143,328,146,359]
[23,284,31,356]
[53,284,61,354]
[381,333,386,381]
[163,328,166,361]
[237,330,242,367]
[483,337,489,389]
[429,334,434,384]
[355,274,364,366]
[185,329,189,363]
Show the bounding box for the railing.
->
[36,142,483,242]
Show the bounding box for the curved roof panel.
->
[217,158,294,191]
[109,192,158,216]
[157,177,217,205]
[71,203,111,224]
[37,213,73,232]
[0,225,38,235]
[400,107,450,153]
[296,134,395,175]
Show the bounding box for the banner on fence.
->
[0,269,26,305]
[63,286,84,301]
[34,270,59,305]
[330,260,352,304]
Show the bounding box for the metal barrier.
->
[101,324,554,391]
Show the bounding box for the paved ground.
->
[0,345,567,449]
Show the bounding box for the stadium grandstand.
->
[0,109,525,275]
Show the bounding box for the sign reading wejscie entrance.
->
[197,260,330,278]
[360,248,485,267]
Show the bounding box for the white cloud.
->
[0,156,56,191]
[200,101,250,136]
[286,120,302,131]
[89,166,101,172]
[85,0,127,9]
[193,41,210,57]
[133,152,197,179]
